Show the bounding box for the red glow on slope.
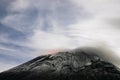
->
[45,49,65,54]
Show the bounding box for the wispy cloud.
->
[0,0,84,71]
[1,0,83,32]
[0,0,86,52]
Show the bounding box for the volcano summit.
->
[0,48,120,80]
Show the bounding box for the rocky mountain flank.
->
[0,49,120,80]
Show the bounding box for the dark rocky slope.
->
[0,50,120,80]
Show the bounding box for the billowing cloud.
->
[67,0,120,65]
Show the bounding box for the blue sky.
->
[0,0,120,72]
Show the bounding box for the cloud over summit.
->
[0,0,120,72]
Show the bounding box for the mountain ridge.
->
[0,49,120,80]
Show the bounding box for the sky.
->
[0,0,120,72]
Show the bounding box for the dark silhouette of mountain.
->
[0,49,120,80]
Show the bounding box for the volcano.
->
[0,48,120,80]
